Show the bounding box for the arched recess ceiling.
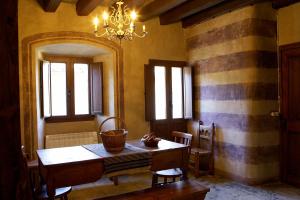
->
[38,43,110,57]
[21,31,124,157]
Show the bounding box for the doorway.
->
[21,31,124,158]
[280,42,300,187]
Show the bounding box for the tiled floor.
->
[69,172,300,200]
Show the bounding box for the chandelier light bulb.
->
[93,17,99,31]
[130,10,138,21]
[102,11,109,21]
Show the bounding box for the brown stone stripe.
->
[214,142,279,165]
[193,51,278,74]
[186,18,277,50]
[194,83,278,101]
[195,112,280,132]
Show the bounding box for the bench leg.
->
[194,153,200,178]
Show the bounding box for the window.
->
[145,60,192,121]
[144,59,192,139]
[41,56,103,122]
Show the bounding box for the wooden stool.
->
[152,169,183,187]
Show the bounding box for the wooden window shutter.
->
[90,62,103,114]
[40,60,50,118]
[183,66,193,119]
[144,64,155,121]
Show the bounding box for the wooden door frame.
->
[279,41,300,183]
[147,59,188,139]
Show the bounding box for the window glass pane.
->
[172,67,183,119]
[155,66,167,120]
[42,61,51,117]
[50,63,67,116]
[74,63,89,115]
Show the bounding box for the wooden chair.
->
[190,122,215,178]
[152,131,192,187]
[21,147,72,200]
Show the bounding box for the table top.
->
[37,139,187,167]
[127,139,187,152]
[37,146,102,166]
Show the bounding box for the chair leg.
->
[109,176,119,186]
[152,174,158,187]
[113,176,118,186]
[209,155,214,175]
[194,153,200,178]
[64,195,69,200]
[164,177,167,184]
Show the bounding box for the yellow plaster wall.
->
[278,2,300,45]
[18,0,187,143]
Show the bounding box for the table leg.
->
[47,179,56,199]
[181,148,189,180]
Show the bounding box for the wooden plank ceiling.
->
[37,0,295,28]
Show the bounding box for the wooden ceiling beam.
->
[123,0,147,9]
[102,0,146,9]
[159,0,226,25]
[37,0,62,12]
[272,0,300,8]
[76,0,104,16]
[182,0,270,28]
[139,0,189,22]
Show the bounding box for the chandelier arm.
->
[94,29,109,37]
[132,32,148,38]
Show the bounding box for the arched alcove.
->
[21,31,124,157]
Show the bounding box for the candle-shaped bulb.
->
[143,25,146,32]
[93,17,99,31]
[130,22,134,32]
[102,11,109,25]
[130,10,137,21]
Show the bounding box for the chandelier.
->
[93,0,148,42]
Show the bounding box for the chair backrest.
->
[198,122,215,152]
[172,131,193,146]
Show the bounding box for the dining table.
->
[36,139,189,198]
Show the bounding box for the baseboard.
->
[215,169,279,185]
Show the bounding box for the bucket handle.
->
[98,117,126,133]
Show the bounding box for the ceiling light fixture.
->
[93,0,148,42]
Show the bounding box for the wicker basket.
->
[98,117,127,153]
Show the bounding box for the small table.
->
[37,139,189,198]
[37,146,104,197]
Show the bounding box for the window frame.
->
[41,54,96,123]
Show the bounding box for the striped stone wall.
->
[185,3,279,184]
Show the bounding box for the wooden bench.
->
[98,180,209,200]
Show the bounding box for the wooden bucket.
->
[98,117,127,153]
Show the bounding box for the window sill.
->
[44,115,95,123]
